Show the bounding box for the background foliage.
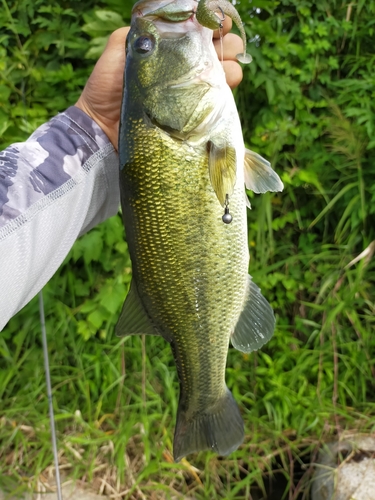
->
[1,0,374,498]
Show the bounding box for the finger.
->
[222,60,243,89]
[88,27,130,94]
[213,33,243,61]
[213,16,232,38]
[77,27,131,146]
[102,26,130,62]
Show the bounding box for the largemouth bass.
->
[117,0,283,462]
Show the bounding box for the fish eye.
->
[133,35,155,54]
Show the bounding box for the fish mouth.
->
[132,0,201,39]
[129,0,226,137]
[132,0,198,18]
[131,0,222,88]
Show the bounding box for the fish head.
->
[125,0,226,137]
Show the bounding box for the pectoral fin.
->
[231,276,275,353]
[244,149,284,193]
[208,141,237,206]
[116,281,161,337]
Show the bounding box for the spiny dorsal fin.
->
[208,141,237,206]
[116,281,162,337]
[244,149,284,194]
[231,275,275,353]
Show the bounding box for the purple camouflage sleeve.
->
[0,106,116,230]
[0,106,120,329]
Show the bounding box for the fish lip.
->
[131,0,202,39]
[132,0,198,18]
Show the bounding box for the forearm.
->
[0,107,119,330]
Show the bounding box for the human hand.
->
[76,18,244,149]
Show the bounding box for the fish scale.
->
[121,120,248,347]
[121,120,248,399]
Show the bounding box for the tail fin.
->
[173,388,244,462]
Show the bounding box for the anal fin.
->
[115,281,161,337]
[231,276,275,353]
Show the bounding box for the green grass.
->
[0,223,374,498]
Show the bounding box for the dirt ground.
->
[0,484,104,500]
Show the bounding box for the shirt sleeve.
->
[0,106,120,330]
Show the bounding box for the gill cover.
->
[125,12,216,136]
